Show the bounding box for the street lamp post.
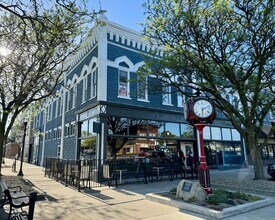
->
[18,119,28,176]
[2,140,6,165]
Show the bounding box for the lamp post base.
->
[17,171,24,177]
[198,163,211,194]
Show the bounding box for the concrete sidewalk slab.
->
[1,159,275,220]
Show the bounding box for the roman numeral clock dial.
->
[193,99,213,118]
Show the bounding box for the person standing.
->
[186,151,195,179]
[178,149,186,178]
[178,149,185,165]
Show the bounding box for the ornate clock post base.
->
[195,124,212,194]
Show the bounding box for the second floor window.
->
[65,90,70,112]
[91,68,97,99]
[177,92,184,107]
[72,84,77,108]
[82,76,88,103]
[137,76,148,101]
[118,70,129,98]
[162,85,171,105]
[59,95,63,116]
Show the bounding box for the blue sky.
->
[91,0,146,32]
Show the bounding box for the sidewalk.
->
[1,159,275,220]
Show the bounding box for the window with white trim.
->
[55,98,58,118]
[46,105,52,122]
[177,92,183,107]
[57,127,61,139]
[137,75,148,101]
[65,124,70,137]
[162,84,171,105]
[72,84,77,109]
[118,69,129,98]
[90,68,97,99]
[65,90,70,112]
[58,94,63,116]
[53,128,57,139]
[82,75,88,103]
[70,122,76,135]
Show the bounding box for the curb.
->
[145,193,275,219]
[212,184,275,197]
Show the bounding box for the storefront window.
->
[232,129,241,141]
[88,118,97,135]
[107,117,128,135]
[81,120,89,137]
[129,119,147,136]
[166,123,180,137]
[223,142,243,165]
[80,136,96,160]
[211,127,221,140]
[106,137,179,159]
[222,128,232,141]
[180,124,194,138]
[81,117,98,137]
[147,121,164,137]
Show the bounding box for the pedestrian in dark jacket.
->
[186,151,195,179]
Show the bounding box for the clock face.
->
[193,99,213,118]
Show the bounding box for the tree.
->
[107,117,147,157]
[142,0,275,179]
[0,0,102,175]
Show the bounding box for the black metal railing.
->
[44,158,101,191]
[44,156,187,190]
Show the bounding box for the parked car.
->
[267,164,275,179]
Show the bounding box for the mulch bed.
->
[157,191,261,211]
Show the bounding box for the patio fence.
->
[44,156,187,191]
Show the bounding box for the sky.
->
[91,0,146,32]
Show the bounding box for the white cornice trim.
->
[108,56,145,72]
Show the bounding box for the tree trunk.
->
[249,141,265,180]
[0,136,4,176]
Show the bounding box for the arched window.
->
[118,62,130,98]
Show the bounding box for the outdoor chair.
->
[101,164,117,187]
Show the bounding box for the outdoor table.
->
[116,169,128,184]
[152,167,164,181]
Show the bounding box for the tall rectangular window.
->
[70,122,76,135]
[65,90,70,112]
[59,95,63,116]
[137,76,148,101]
[82,77,88,103]
[118,70,129,98]
[177,92,183,107]
[72,84,77,108]
[162,85,171,105]
[91,68,97,98]
[55,98,58,118]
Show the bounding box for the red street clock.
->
[184,97,216,125]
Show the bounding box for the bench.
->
[0,181,37,220]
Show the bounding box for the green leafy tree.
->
[142,0,275,179]
[0,0,102,175]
